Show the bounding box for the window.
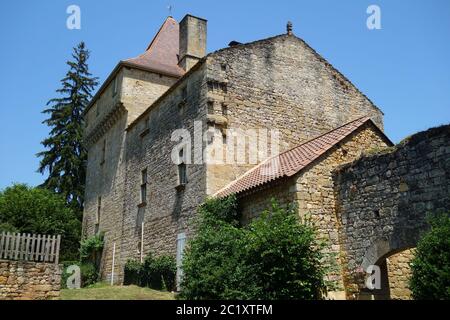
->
[179,86,187,108]
[221,103,228,116]
[207,101,214,114]
[140,169,148,205]
[178,163,187,186]
[112,77,118,97]
[140,116,150,138]
[95,196,101,234]
[100,140,106,165]
[95,103,100,118]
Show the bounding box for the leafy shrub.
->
[0,222,19,233]
[0,184,81,261]
[124,254,176,291]
[124,259,143,286]
[80,262,99,287]
[180,197,328,300]
[80,234,104,266]
[410,213,450,300]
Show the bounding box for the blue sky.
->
[0,0,449,190]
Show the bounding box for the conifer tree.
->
[37,42,98,214]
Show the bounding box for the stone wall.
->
[0,260,61,300]
[205,34,384,195]
[239,123,390,298]
[83,66,179,283]
[334,124,450,299]
[386,249,414,300]
[119,63,209,275]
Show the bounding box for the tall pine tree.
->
[37,42,98,215]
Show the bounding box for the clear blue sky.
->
[0,0,449,190]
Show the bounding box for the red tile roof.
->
[214,117,383,198]
[124,16,185,77]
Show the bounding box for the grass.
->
[60,282,175,300]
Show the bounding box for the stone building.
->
[82,14,449,299]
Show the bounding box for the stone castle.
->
[82,14,450,299]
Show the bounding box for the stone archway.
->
[358,239,415,300]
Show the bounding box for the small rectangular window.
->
[112,78,118,97]
[95,196,101,234]
[140,169,147,204]
[179,86,187,108]
[101,140,106,165]
[178,163,187,186]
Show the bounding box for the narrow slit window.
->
[140,169,147,204]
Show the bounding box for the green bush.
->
[179,197,328,300]
[0,184,81,261]
[80,234,104,265]
[80,262,99,287]
[0,222,19,233]
[124,254,176,291]
[124,259,143,286]
[410,213,450,300]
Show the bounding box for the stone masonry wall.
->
[239,123,390,298]
[205,34,384,195]
[83,68,179,283]
[334,124,450,299]
[386,249,414,300]
[120,63,209,273]
[0,260,61,300]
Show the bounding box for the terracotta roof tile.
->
[214,117,373,198]
[124,16,185,77]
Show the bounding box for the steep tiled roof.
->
[124,16,185,77]
[215,117,388,198]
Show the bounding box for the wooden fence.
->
[0,232,61,264]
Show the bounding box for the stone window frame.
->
[178,86,188,108]
[95,196,101,234]
[139,168,148,206]
[176,148,188,189]
[112,77,118,97]
[140,116,150,138]
[100,139,106,166]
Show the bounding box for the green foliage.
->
[410,213,450,300]
[180,197,328,300]
[0,184,81,261]
[37,41,98,213]
[124,253,177,292]
[80,262,99,287]
[0,222,19,233]
[198,195,240,225]
[124,259,143,286]
[80,234,104,267]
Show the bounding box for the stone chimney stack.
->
[178,14,207,71]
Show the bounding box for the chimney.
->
[178,14,207,71]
